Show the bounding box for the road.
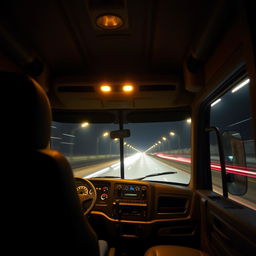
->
[74,153,190,184]
[73,152,256,210]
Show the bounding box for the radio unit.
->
[115,183,147,200]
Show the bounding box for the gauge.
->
[100,193,108,201]
[76,185,88,195]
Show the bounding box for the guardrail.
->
[67,154,120,169]
[153,153,256,178]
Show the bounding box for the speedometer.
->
[76,185,88,195]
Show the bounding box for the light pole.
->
[69,122,89,159]
[157,141,162,152]
[96,131,109,154]
[109,138,118,154]
[169,131,181,151]
[162,136,170,151]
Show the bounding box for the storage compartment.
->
[157,196,188,213]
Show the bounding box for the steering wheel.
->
[75,178,97,215]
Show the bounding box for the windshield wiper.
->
[135,171,177,180]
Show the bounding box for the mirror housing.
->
[110,129,130,139]
[222,131,247,196]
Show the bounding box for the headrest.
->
[2,71,51,150]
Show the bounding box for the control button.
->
[135,186,140,191]
[117,185,122,190]
[103,186,109,192]
[141,186,147,198]
[116,185,122,196]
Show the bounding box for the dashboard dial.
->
[100,193,109,201]
[77,185,88,195]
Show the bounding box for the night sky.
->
[210,83,253,140]
[51,120,191,156]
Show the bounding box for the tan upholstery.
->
[144,245,208,256]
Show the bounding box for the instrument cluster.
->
[91,181,111,203]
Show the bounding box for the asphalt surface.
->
[77,153,190,184]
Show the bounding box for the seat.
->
[144,245,208,256]
[2,71,109,255]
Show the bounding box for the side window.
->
[209,77,256,210]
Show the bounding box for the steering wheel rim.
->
[75,178,97,215]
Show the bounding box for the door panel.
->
[197,190,256,255]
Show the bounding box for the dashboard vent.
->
[157,197,188,213]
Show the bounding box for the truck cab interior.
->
[1,0,256,255]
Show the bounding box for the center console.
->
[112,183,149,220]
[91,179,150,222]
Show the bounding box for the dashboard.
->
[75,178,192,222]
[74,178,196,242]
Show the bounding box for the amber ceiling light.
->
[122,84,134,93]
[100,84,112,93]
[96,15,123,30]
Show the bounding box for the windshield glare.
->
[51,119,191,185]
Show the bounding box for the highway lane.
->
[79,153,190,184]
[73,153,256,210]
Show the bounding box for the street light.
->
[161,136,170,151]
[169,131,181,151]
[69,122,90,159]
[96,131,110,154]
[110,138,119,154]
[81,122,89,128]
[102,132,109,137]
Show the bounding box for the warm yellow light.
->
[102,132,109,137]
[96,15,123,30]
[169,132,175,136]
[186,118,192,124]
[100,85,112,93]
[122,84,134,93]
[81,122,89,128]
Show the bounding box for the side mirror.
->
[222,131,247,196]
[110,129,130,139]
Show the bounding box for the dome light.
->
[100,84,112,93]
[122,84,134,93]
[96,15,123,30]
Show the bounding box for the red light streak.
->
[155,154,256,178]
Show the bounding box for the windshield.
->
[51,119,191,184]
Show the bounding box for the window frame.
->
[204,66,252,196]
